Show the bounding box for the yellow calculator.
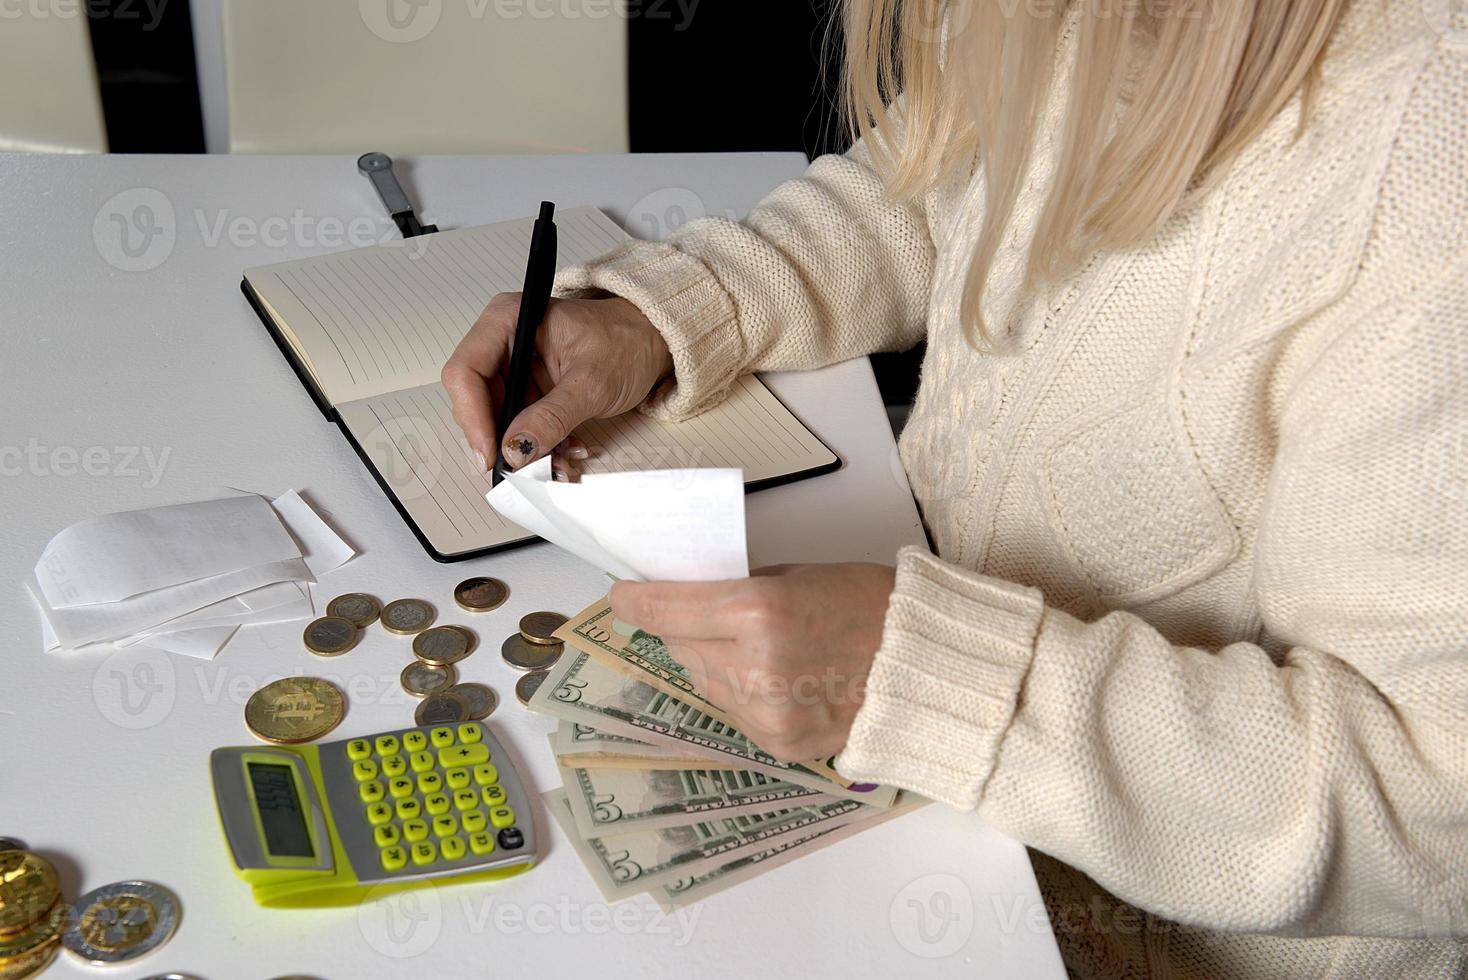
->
[209,722,536,907]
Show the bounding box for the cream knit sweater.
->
[554,1,1468,976]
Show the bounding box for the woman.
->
[445,0,1467,974]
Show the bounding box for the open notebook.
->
[241,207,840,561]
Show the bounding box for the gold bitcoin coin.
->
[381,599,436,635]
[414,690,470,727]
[518,611,568,646]
[412,626,470,666]
[326,593,380,628]
[0,935,60,979]
[400,660,457,699]
[302,616,359,657]
[454,577,508,612]
[0,899,65,963]
[245,678,346,744]
[0,852,60,939]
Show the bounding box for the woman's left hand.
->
[608,563,896,762]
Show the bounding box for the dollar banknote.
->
[559,759,838,839]
[554,599,893,800]
[552,721,744,772]
[545,788,870,902]
[651,793,927,911]
[528,650,898,807]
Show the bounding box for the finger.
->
[551,440,583,483]
[443,296,516,461]
[442,360,499,468]
[501,372,605,469]
[609,580,746,640]
[659,638,741,694]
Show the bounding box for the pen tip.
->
[538,201,555,222]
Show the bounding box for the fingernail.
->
[553,471,569,483]
[504,434,536,469]
[566,440,590,461]
[474,449,488,472]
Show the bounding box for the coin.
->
[500,633,564,672]
[62,881,178,965]
[326,593,380,628]
[244,677,346,744]
[448,683,497,720]
[0,897,65,962]
[302,616,359,656]
[400,661,457,699]
[381,599,436,635]
[514,670,549,707]
[0,852,60,938]
[518,611,568,645]
[0,839,22,853]
[412,626,471,666]
[414,691,470,727]
[0,936,60,980]
[448,624,478,653]
[454,577,508,613]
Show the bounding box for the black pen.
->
[493,201,558,485]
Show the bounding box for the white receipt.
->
[486,456,748,582]
[35,495,300,608]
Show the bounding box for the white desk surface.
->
[0,152,1064,979]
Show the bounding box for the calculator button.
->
[403,731,428,752]
[441,836,467,861]
[469,831,496,856]
[347,739,371,760]
[410,841,436,866]
[489,806,515,829]
[395,798,422,820]
[439,744,488,769]
[352,760,378,782]
[473,764,499,786]
[366,803,392,826]
[497,827,525,850]
[402,819,429,842]
[416,772,443,795]
[381,846,407,871]
[388,776,414,799]
[482,785,507,808]
[373,824,400,848]
[424,793,451,816]
[446,768,471,790]
[461,810,487,834]
[430,727,456,749]
[381,754,407,777]
[375,735,401,757]
[432,814,458,838]
[457,723,482,744]
[453,789,478,812]
[409,751,435,773]
[359,780,385,803]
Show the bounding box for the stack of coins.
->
[0,848,68,979]
[500,612,568,673]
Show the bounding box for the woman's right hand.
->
[442,292,673,473]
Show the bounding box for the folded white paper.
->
[35,494,300,608]
[486,456,748,582]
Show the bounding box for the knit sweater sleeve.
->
[836,258,1468,939]
[552,127,936,420]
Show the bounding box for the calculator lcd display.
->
[248,763,314,858]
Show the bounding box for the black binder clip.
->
[357,152,439,239]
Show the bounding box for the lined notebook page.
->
[245,207,628,407]
[337,376,838,558]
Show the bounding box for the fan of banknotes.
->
[528,598,924,910]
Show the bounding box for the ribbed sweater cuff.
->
[554,241,745,420]
[837,546,1046,810]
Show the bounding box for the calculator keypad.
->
[324,721,530,881]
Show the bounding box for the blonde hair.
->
[843,0,1348,346]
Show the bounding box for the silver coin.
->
[400,660,457,698]
[63,880,179,964]
[414,690,471,726]
[515,670,550,706]
[448,682,497,720]
[326,593,380,628]
[381,598,436,635]
[500,633,564,672]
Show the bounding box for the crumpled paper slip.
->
[32,489,353,659]
[486,456,748,582]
